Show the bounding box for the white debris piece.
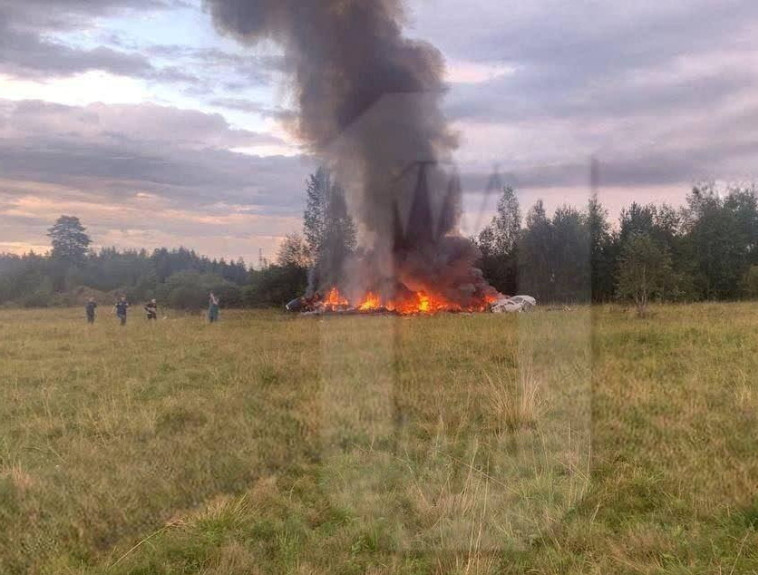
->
[491,295,537,313]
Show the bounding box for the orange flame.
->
[323,287,350,311]
[358,292,381,311]
[319,287,497,315]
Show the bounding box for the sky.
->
[1,0,757,263]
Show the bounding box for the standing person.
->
[85,297,97,324]
[145,299,158,321]
[208,292,220,323]
[115,296,129,326]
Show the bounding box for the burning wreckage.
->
[206,0,535,316]
[284,162,537,316]
[286,289,536,315]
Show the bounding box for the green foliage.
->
[517,202,591,303]
[303,167,330,257]
[683,184,758,299]
[482,185,521,256]
[0,247,249,308]
[476,184,758,304]
[477,185,520,295]
[616,234,673,316]
[3,183,758,309]
[2,305,758,573]
[155,271,240,310]
[245,265,308,308]
[588,194,615,302]
[47,215,91,263]
[276,233,311,268]
[742,265,758,299]
[303,167,357,290]
[20,277,54,308]
[551,206,591,301]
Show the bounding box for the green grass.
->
[0,304,756,574]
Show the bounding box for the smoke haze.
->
[205,0,496,305]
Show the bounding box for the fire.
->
[316,287,497,315]
[417,293,431,313]
[323,287,350,311]
[387,291,439,314]
[358,292,381,311]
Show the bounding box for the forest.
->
[1,169,757,309]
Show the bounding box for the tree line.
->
[476,183,758,311]
[0,242,251,309]
[1,176,757,311]
[0,168,355,310]
[265,178,758,313]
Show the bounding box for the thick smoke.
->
[205,0,496,306]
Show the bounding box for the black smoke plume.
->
[205,0,496,306]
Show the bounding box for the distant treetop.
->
[47,216,91,263]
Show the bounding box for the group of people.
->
[85,292,221,325]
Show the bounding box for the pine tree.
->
[47,216,91,263]
[302,167,357,290]
[587,194,614,302]
[477,186,521,294]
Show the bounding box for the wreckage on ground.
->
[285,289,536,315]
[490,295,537,313]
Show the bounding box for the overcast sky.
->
[1,0,757,262]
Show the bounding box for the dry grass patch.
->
[0,305,756,574]
[483,364,545,434]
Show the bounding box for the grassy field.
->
[0,304,757,574]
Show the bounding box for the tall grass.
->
[0,304,756,573]
[483,363,544,433]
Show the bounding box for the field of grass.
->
[0,304,757,574]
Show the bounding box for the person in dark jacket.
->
[85,298,97,324]
[115,296,129,326]
[145,299,158,320]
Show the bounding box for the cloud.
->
[0,99,315,259]
[147,47,286,95]
[209,98,296,121]
[0,187,302,261]
[405,0,758,189]
[0,1,173,79]
[3,0,758,258]
[0,26,154,79]
[2,100,284,149]
[417,0,758,73]
[0,0,268,91]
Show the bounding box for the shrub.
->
[245,265,308,308]
[743,265,758,299]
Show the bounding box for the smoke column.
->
[206,0,495,306]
